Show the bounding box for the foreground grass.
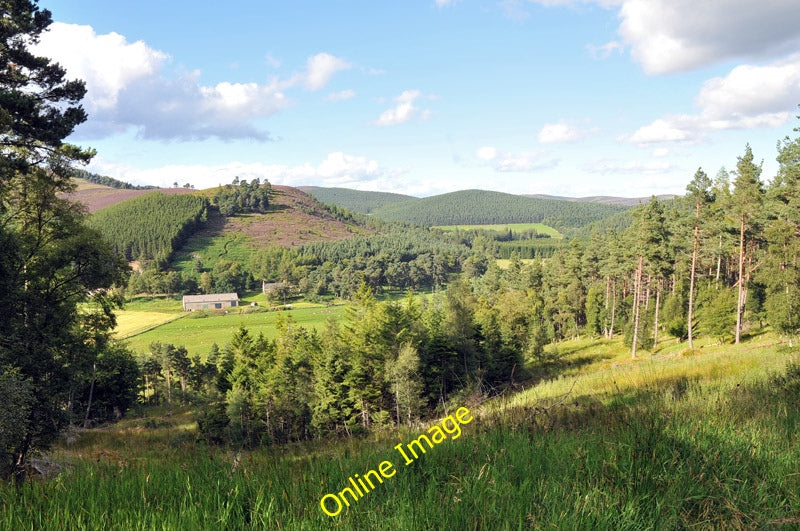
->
[3,336,799,529]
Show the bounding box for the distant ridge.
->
[300,186,416,214]
[367,189,628,229]
[525,194,678,207]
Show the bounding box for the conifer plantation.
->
[2,0,800,528]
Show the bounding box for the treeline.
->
[140,282,525,445]
[212,177,271,216]
[488,136,800,356]
[73,169,154,190]
[89,192,208,264]
[440,226,564,259]
[369,189,627,229]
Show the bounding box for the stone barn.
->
[182,293,239,311]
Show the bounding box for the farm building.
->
[182,293,239,311]
[262,281,287,295]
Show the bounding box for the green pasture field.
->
[171,231,255,273]
[114,311,185,340]
[433,222,563,238]
[6,332,800,528]
[495,258,537,269]
[121,303,346,356]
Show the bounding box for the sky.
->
[37,0,800,197]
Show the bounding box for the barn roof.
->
[182,293,239,303]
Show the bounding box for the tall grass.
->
[3,339,799,529]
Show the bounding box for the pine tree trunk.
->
[652,283,661,349]
[166,365,172,404]
[632,255,644,359]
[736,214,746,344]
[688,209,700,349]
[84,362,96,428]
[608,279,617,340]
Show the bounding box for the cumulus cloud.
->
[33,23,167,112]
[304,53,351,90]
[375,90,431,126]
[538,122,585,144]
[33,23,350,141]
[617,0,800,74]
[524,0,800,74]
[476,146,558,172]
[625,53,800,145]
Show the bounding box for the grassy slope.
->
[6,332,799,528]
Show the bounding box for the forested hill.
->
[526,193,677,207]
[369,189,628,228]
[301,186,416,213]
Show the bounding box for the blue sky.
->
[39,0,800,196]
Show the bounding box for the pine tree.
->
[628,197,670,358]
[763,121,800,344]
[731,145,764,344]
[0,0,127,481]
[685,168,714,349]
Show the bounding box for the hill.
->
[369,189,628,229]
[169,185,369,273]
[301,186,416,214]
[526,193,677,206]
[65,179,196,213]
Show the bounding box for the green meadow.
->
[433,222,563,238]
[120,303,345,355]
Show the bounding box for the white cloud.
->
[326,89,356,102]
[435,0,459,6]
[265,54,282,69]
[476,146,558,172]
[476,146,498,161]
[524,0,800,74]
[34,22,167,111]
[587,41,624,60]
[582,158,676,175]
[32,24,351,141]
[375,90,431,126]
[626,119,692,145]
[617,0,800,74]
[305,53,351,91]
[652,147,669,158]
[625,53,800,145]
[538,122,584,144]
